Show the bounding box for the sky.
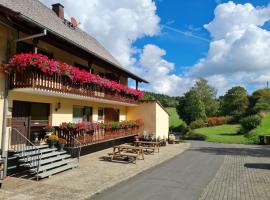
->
[40,0,270,96]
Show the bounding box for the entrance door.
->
[104,108,120,122]
[11,101,30,145]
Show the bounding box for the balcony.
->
[55,120,143,148]
[9,71,139,105]
[6,53,144,105]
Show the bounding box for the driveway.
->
[92,141,270,200]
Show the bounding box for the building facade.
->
[0,1,169,180]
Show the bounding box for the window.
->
[16,42,33,54]
[74,62,89,71]
[73,106,92,123]
[30,103,50,120]
[98,107,104,120]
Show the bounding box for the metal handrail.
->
[71,136,82,163]
[9,128,42,181]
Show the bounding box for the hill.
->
[166,107,183,132]
[143,91,179,107]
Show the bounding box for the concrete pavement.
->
[92,141,225,200]
[92,141,270,200]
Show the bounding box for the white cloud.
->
[40,1,270,96]
[132,44,191,95]
[41,0,160,67]
[188,1,270,94]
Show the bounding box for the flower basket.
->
[47,135,59,148]
[58,138,67,151]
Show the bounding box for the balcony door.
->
[11,101,30,145]
[104,108,120,122]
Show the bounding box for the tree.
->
[250,88,270,113]
[177,90,207,124]
[141,91,179,107]
[192,78,219,116]
[220,86,249,119]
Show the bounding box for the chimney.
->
[52,3,64,19]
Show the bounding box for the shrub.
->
[182,130,206,141]
[240,115,262,133]
[178,122,189,134]
[207,116,234,126]
[190,119,206,129]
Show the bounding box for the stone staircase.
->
[8,145,78,180]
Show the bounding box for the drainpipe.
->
[1,75,9,178]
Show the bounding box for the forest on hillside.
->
[142,91,179,108]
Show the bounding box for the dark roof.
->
[0,0,148,83]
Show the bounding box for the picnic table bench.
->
[108,145,144,164]
[134,141,160,153]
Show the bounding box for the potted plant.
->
[47,135,59,148]
[58,138,67,151]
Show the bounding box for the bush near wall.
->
[207,116,234,126]
[182,130,206,141]
[190,119,206,129]
[240,115,262,134]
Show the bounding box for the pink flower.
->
[6,53,144,99]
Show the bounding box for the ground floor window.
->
[98,107,104,120]
[73,106,92,123]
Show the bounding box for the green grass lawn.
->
[246,113,270,144]
[195,124,250,144]
[166,107,183,131]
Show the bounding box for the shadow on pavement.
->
[190,144,270,158]
[244,163,270,170]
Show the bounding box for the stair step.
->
[36,163,78,179]
[11,145,49,153]
[30,158,76,172]
[19,151,66,162]
[8,156,17,161]
[7,165,17,170]
[15,148,57,157]
[21,154,71,167]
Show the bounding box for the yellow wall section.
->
[155,103,169,139]
[127,101,169,139]
[127,102,157,135]
[8,91,127,126]
[0,23,17,147]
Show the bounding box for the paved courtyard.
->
[93,141,270,200]
[0,143,190,200]
[1,141,270,200]
[199,144,270,200]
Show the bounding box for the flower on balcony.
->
[6,53,144,99]
[59,120,141,134]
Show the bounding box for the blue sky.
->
[42,0,270,96]
[135,0,270,76]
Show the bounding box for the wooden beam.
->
[136,80,139,90]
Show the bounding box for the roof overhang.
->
[0,5,148,83]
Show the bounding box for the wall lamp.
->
[55,102,61,112]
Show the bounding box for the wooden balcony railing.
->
[9,71,139,104]
[55,124,143,148]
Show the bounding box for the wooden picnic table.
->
[134,141,160,153]
[108,145,144,163]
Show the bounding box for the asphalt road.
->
[91,141,225,200]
